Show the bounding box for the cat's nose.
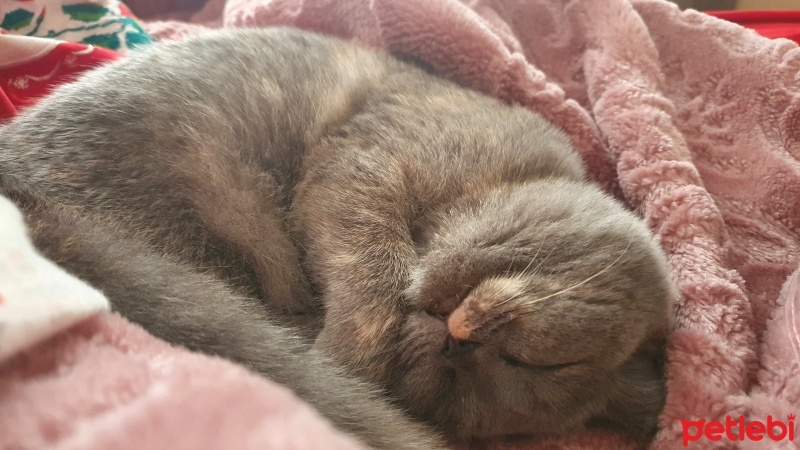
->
[442,335,481,359]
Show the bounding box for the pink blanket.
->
[3,0,799,449]
[0,314,365,450]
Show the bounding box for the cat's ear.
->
[587,338,667,439]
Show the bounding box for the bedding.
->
[1,0,799,449]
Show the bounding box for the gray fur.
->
[0,28,674,446]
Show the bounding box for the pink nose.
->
[447,305,472,340]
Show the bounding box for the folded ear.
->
[587,339,667,439]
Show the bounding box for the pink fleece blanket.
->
[3,0,799,449]
[0,314,365,450]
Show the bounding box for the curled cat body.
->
[0,28,675,447]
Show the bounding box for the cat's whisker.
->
[488,282,533,312]
[528,242,558,277]
[500,256,516,279]
[517,243,542,278]
[519,237,634,311]
[481,240,550,309]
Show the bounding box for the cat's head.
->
[394,178,674,440]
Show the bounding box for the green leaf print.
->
[1,8,34,31]
[62,4,109,23]
[121,17,147,35]
[125,31,151,49]
[82,33,121,50]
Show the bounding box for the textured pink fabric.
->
[4,0,799,449]
[0,313,365,450]
[140,0,800,448]
[743,268,800,450]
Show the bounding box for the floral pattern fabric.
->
[0,0,151,120]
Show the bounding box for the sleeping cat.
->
[0,28,674,447]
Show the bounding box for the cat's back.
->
[0,28,391,197]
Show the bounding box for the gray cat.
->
[0,28,674,448]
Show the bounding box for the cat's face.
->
[394,179,674,440]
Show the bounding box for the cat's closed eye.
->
[500,354,581,371]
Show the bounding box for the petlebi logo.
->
[681,414,796,446]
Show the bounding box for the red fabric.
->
[707,10,800,44]
[0,42,121,121]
